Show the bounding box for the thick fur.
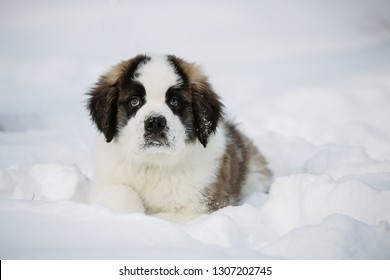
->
[87,54,272,220]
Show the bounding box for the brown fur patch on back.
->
[204,122,270,211]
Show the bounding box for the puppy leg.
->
[88,184,145,213]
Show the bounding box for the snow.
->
[1,0,390,259]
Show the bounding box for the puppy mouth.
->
[145,139,168,147]
[148,140,164,146]
[142,133,171,149]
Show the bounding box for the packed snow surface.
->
[1,0,390,259]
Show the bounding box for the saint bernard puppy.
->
[87,54,272,221]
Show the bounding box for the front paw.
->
[88,184,145,213]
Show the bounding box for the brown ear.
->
[87,56,149,142]
[87,80,119,143]
[166,55,224,147]
[192,81,224,148]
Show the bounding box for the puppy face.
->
[118,56,191,156]
[87,55,223,158]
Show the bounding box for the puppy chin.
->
[128,139,187,167]
[140,144,176,156]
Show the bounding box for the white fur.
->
[89,126,226,215]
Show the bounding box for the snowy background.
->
[1,0,390,259]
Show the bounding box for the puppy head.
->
[87,54,223,156]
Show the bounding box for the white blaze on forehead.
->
[120,55,188,158]
[134,55,182,103]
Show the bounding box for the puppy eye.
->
[169,97,180,107]
[130,96,141,107]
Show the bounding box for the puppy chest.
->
[129,169,209,214]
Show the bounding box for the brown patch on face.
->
[168,55,224,147]
[102,60,131,85]
[168,55,207,85]
[204,122,271,211]
[87,55,149,142]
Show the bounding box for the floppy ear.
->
[192,81,224,148]
[87,55,149,142]
[87,79,119,143]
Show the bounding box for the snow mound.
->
[262,214,390,259]
[0,163,88,201]
[262,174,390,235]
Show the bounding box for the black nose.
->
[145,115,167,134]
